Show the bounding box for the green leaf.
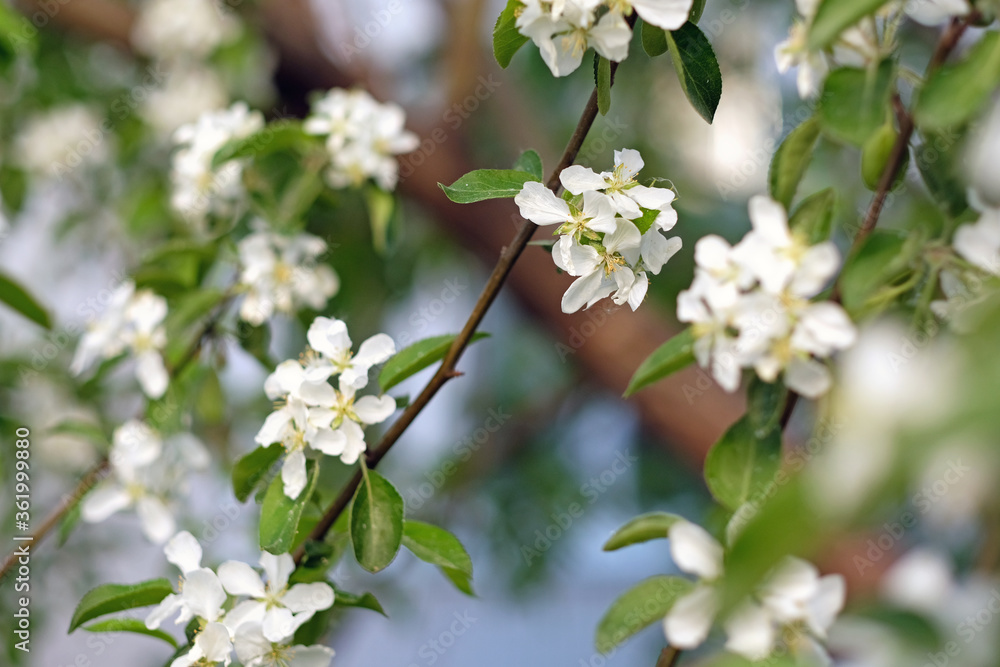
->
[259,460,320,554]
[402,520,473,575]
[439,169,537,204]
[597,56,612,116]
[232,445,284,503]
[350,469,405,573]
[915,132,969,217]
[747,377,788,436]
[379,332,489,391]
[769,117,821,208]
[212,121,307,168]
[818,61,895,147]
[441,566,476,596]
[48,419,107,446]
[0,270,51,329]
[334,588,387,616]
[69,579,174,632]
[838,230,913,317]
[512,149,544,181]
[595,576,695,653]
[641,20,668,57]
[364,184,395,255]
[624,328,696,397]
[861,122,908,191]
[665,22,723,124]
[704,415,783,512]
[788,188,836,245]
[83,619,178,648]
[493,0,530,68]
[807,0,890,51]
[689,0,706,23]
[602,512,683,551]
[58,502,82,547]
[915,32,1000,131]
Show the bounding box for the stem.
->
[0,294,234,581]
[295,73,617,564]
[656,647,682,667]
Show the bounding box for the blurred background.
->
[0,0,956,664]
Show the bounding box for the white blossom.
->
[954,208,1000,276]
[611,0,693,30]
[517,2,633,77]
[904,0,970,26]
[170,102,265,227]
[303,316,395,389]
[237,230,340,325]
[132,0,239,60]
[147,532,227,630]
[15,105,108,177]
[233,622,335,667]
[70,281,171,399]
[304,88,419,191]
[171,622,233,667]
[218,551,334,642]
[141,66,230,136]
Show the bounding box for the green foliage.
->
[602,512,682,551]
[839,230,919,318]
[232,445,284,503]
[513,149,544,180]
[493,0,530,68]
[704,415,783,512]
[0,270,51,329]
[364,185,396,254]
[746,377,788,436]
[69,579,174,632]
[666,22,723,124]
[402,520,475,595]
[379,332,489,391]
[439,169,539,204]
[624,328,696,396]
[350,469,405,573]
[640,20,669,58]
[916,130,969,217]
[769,117,821,208]
[916,32,1000,131]
[334,588,387,616]
[82,619,178,648]
[819,60,896,146]
[211,121,308,168]
[595,576,694,653]
[259,460,320,554]
[808,0,890,50]
[861,122,907,191]
[788,188,836,245]
[597,56,613,116]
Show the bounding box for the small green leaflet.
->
[624,328,696,397]
[402,520,475,595]
[439,169,538,204]
[602,512,682,551]
[211,121,307,168]
[83,619,178,648]
[334,587,387,616]
[69,579,174,632]
[512,149,544,181]
[595,576,694,653]
[666,22,723,124]
[597,56,613,115]
[259,460,320,554]
[379,332,490,391]
[640,20,668,57]
[0,270,52,329]
[350,469,405,573]
[704,415,783,512]
[232,445,284,503]
[768,117,821,209]
[788,188,836,246]
[915,32,1000,131]
[807,0,890,51]
[818,60,895,147]
[493,0,529,68]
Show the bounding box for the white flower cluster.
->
[515,0,694,77]
[516,149,682,313]
[170,102,265,228]
[255,317,397,499]
[237,229,340,325]
[678,196,856,398]
[15,104,108,177]
[664,520,845,663]
[81,421,209,543]
[132,0,239,61]
[146,531,335,667]
[304,88,419,192]
[70,281,171,399]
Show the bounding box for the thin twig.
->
[295,68,619,564]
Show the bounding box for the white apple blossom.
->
[678,196,856,398]
[218,551,334,642]
[516,148,681,313]
[663,521,724,649]
[171,622,233,667]
[303,316,396,389]
[69,281,171,399]
[15,104,108,177]
[904,0,970,26]
[170,102,265,227]
[233,622,335,667]
[237,230,340,325]
[82,422,209,543]
[141,66,230,136]
[608,0,693,30]
[131,0,239,60]
[147,532,227,631]
[953,207,1000,276]
[304,88,419,191]
[517,3,633,77]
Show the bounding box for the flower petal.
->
[664,585,718,649]
[218,560,267,598]
[353,395,397,424]
[669,521,724,580]
[515,181,570,225]
[282,582,335,613]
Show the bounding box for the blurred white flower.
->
[70,281,170,399]
[904,0,970,26]
[237,230,340,325]
[171,622,233,667]
[15,105,108,177]
[233,622,335,667]
[613,0,693,30]
[304,88,418,191]
[170,102,265,227]
[132,0,239,60]
[218,551,334,642]
[663,521,724,650]
[147,532,227,630]
[142,66,230,135]
[954,208,1000,276]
